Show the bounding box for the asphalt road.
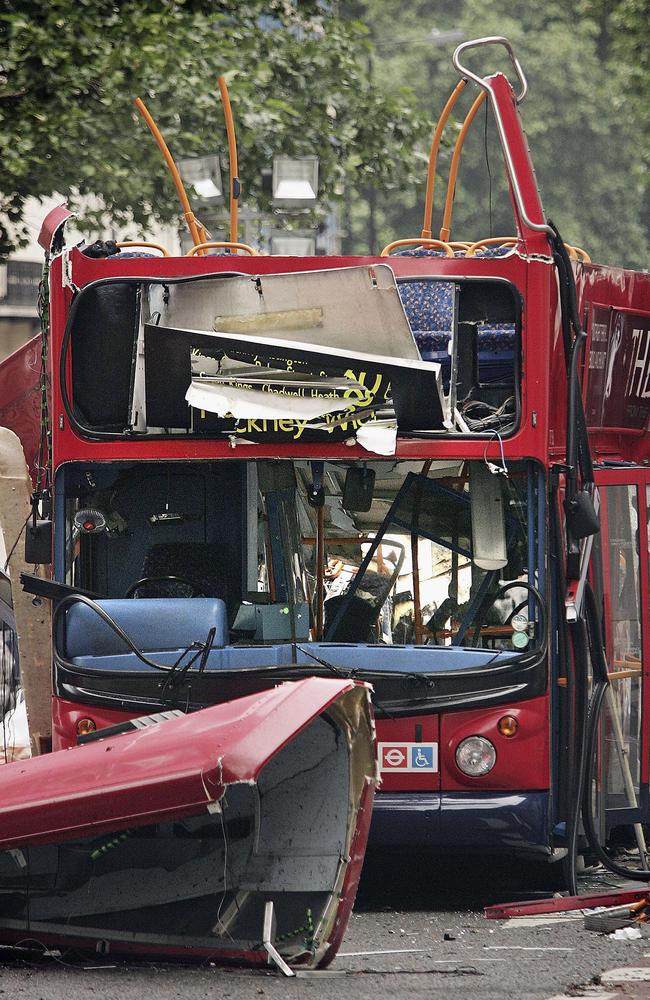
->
[1,852,648,1000]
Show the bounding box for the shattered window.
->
[59,458,542,654]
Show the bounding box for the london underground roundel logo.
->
[383,747,406,767]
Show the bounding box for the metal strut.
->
[452,37,553,238]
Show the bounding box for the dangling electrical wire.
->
[484,99,493,238]
[34,256,52,508]
[3,512,33,573]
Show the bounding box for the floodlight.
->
[272,157,319,207]
[178,155,223,201]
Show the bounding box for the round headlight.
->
[455,736,496,777]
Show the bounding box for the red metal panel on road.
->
[485,888,650,919]
[0,676,363,849]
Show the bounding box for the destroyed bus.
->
[3,36,650,886]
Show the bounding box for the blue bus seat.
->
[399,280,454,330]
[397,280,515,385]
[392,246,515,258]
[134,542,232,608]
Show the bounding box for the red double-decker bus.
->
[4,37,650,887]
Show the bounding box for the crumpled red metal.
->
[0,677,376,969]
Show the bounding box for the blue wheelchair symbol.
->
[411,746,434,769]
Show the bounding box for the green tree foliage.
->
[0,0,428,257]
[345,0,649,267]
[579,0,650,137]
[581,0,650,237]
[458,0,648,267]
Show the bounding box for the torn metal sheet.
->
[145,324,444,434]
[184,367,399,455]
[146,264,421,362]
[0,428,51,754]
[37,202,75,252]
[355,421,398,456]
[141,265,444,445]
[0,677,376,970]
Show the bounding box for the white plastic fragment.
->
[609,925,642,941]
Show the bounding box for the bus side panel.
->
[0,335,41,482]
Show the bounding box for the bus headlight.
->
[455,736,496,777]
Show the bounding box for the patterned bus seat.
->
[397,279,515,386]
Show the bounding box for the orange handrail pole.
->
[217,76,239,245]
[439,90,487,242]
[117,241,171,257]
[134,96,203,248]
[421,79,467,240]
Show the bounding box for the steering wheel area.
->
[124,575,206,599]
[474,581,546,648]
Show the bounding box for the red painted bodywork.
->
[38,203,74,252]
[0,677,376,966]
[13,251,650,484]
[52,698,141,751]
[44,256,650,474]
[2,678,368,848]
[438,694,550,792]
[0,336,42,479]
[48,247,553,470]
[486,74,549,258]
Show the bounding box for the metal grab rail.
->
[452,37,553,238]
[463,237,590,260]
[453,35,528,104]
[116,241,171,257]
[380,237,454,258]
[379,234,589,261]
[464,236,519,257]
[185,241,258,257]
[134,97,208,249]
[439,91,487,241]
[217,76,240,245]
[421,79,467,240]
[388,38,559,252]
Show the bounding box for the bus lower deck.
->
[48,455,548,851]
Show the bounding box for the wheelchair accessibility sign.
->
[379,742,438,772]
